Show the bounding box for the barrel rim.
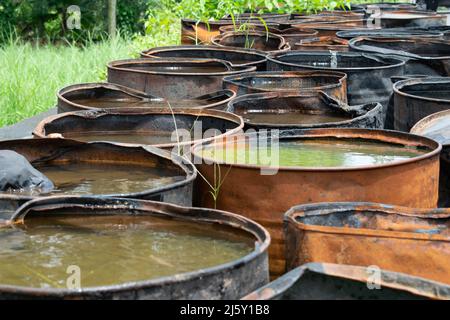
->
[0,138,198,200]
[226,91,382,129]
[57,82,237,111]
[266,51,406,71]
[222,70,348,93]
[284,201,450,242]
[0,195,270,297]
[32,107,245,149]
[411,109,450,147]
[191,128,441,172]
[393,77,450,104]
[349,37,450,60]
[140,45,269,66]
[211,31,291,54]
[107,58,257,76]
[242,262,450,300]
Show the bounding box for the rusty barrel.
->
[411,109,450,207]
[243,262,450,300]
[211,31,290,54]
[0,196,269,299]
[221,13,291,22]
[219,25,318,48]
[191,128,441,276]
[294,36,349,51]
[393,77,450,132]
[285,202,450,285]
[180,18,288,45]
[33,108,244,152]
[0,138,196,206]
[349,37,450,76]
[222,70,347,102]
[336,29,444,40]
[140,45,268,70]
[289,20,369,37]
[267,51,405,118]
[226,91,384,130]
[57,82,236,113]
[107,58,256,99]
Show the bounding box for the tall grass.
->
[0,37,133,127]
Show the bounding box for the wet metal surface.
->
[243,262,450,300]
[222,70,347,102]
[0,196,269,299]
[285,202,450,284]
[192,128,440,276]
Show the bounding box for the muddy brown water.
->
[0,215,254,288]
[201,138,428,167]
[5,163,184,196]
[240,111,351,125]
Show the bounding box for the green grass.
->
[0,37,134,127]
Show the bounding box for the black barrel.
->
[267,51,405,121]
[349,37,450,76]
[0,196,270,300]
[243,262,450,300]
[393,77,450,132]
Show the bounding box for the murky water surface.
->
[0,215,254,288]
[201,138,428,167]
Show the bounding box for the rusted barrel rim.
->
[191,128,441,172]
[284,202,450,242]
[226,91,381,128]
[32,107,245,149]
[295,36,348,47]
[393,77,450,104]
[140,45,268,67]
[267,51,406,71]
[211,31,291,53]
[335,29,444,39]
[0,138,197,201]
[242,262,450,300]
[107,58,257,76]
[349,37,450,60]
[222,70,348,92]
[0,195,270,296]
[411,109,450,147]
[57,82,237,111]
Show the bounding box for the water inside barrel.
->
[0,214,254,288]
[202,138,429,167]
